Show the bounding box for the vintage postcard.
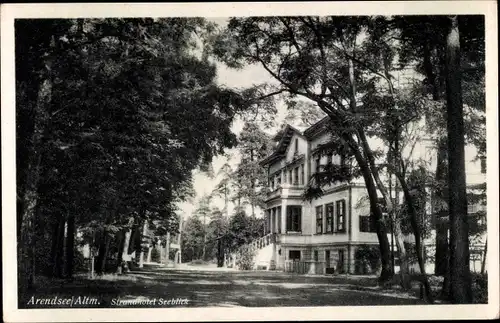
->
[1,1,498,322]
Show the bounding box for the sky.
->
[175,18,288,220]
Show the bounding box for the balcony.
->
[265,184,305,201]
[266,187,283,201]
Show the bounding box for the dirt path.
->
[20,267,425,308]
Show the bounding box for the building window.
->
[270,177,275,190]
[336,200,346,232]
[286,206,302,232]
[360,215,377,233]
[480,157,486,174]
[294,138,298,154]
[325,250,331,267]
[316,206,323,234]
[277,206,282,233]
[300,164,304,185]
[314,250,319,262]
[289,169,293,185]
[276,174,281,186]
[468,203,479,214]
[338,250,345,273]
[293,167,299,185]
[315,156,321,173]
[325,203,334,233]
[289,250,301,260]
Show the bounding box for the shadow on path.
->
[19,267,425,308]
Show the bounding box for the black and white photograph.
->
[1,2,498,322]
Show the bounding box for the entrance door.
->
[289,250,301,260]
[325,250,335,274]
[338,250,345,273]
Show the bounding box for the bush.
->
[472,273,488,303]
[151,247,161,263]
[73,249,87,273]
[236,246,256,270]
[354,246,381,274]
[191,259,206,265]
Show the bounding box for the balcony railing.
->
[266,184,306,201]
[226,233,277,268]
[266,187,282,200]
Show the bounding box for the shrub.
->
[151,247,161,263]
[354,246,381,274]
[472,273,488,303]
[73,249,87,273]
[236,246,256,270]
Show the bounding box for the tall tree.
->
[234,122,273,216]
[445,15,472,303]
[216,17,399,282]
[180,215,205,262]
[16,18,253,283]
[212,162,234,217]
[194,194,212,260]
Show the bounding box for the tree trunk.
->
[52,215,66,278]
[423,44,450,288]
[396,171,434,303]
[358,131,411,290]
[217,238,224,267]
[202,215,207,261]
[139,219,148,268]
[445,15,472,304]
[147,247,153,263]
[95,234,108,275]
[64,213,75,278]
[353,148,394,282]
[101,237,112,272]
[128,225,139,255]
[115,230,126,274]
[347,58,392,282]
[49,217,60,276]
[165,232,170,265]
[434,138,449,276]
[224,186,229,217]
[18,65,54,289]
[121,228,132,272]
[178,218,183,264]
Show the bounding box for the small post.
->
[165,232,170,265]
[90,256,95,279]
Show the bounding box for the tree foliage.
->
[16,18,250,284]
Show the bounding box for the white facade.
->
[261,118,487,275]
[261,123,381,274]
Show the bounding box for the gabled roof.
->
[260,116,340,166]
[303,116,332,139]
[260,124,304,166]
